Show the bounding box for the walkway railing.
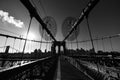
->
[64,55,120,80]
[63,56,95,80]
[0,55,58,80]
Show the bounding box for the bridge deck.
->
[60,57,92,80]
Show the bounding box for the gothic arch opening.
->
[55,46,58,54]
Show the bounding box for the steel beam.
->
[63,0,100,41]
[20,0,56,41]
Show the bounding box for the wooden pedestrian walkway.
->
[58,56,93,80]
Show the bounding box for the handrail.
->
[0,56,51,71]
[0,55,58,80]
[0,52,53,60]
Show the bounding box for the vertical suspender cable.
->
[38,0,49,51]
[31,0,42,17]
[22,16,33,53]
[67,43,69,50]
[21,16,33,62]
[40,28,44,50]
[34,41,36,49]
[71,42,73,50]
[96,36,99,52]
[4,37,8,52]
[19,35,22,52]
[109,37,113,51]
[30,40,33,52]
[44,32,48,52]
[29,41,31,53]
[38,0,47,17]
[86,16,95,52]
[102,38,105,52]
[31,41,33,52]
[86,41,88,50]
[75,28,79,49]
[49,37,51,51]
[12,38,16,53]
[39,42,41,49]
[45,42,47,53]
[46,42,49,52]
[36,42,38,49]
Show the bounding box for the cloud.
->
[0,10,24,28]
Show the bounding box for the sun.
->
[27,32,35,40]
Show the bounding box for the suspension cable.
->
[12,38,16,53]
[63,0,100,41]
[44,30,48,52]
[96,36,99,51]
[20,0,56,41]
[45,41,48,52]
[38,0,47,16]
[67,34,120,44]
[102,38,105,52]
[21,16,33,62]
[4,37,8,52]
[0,27,21,36]
[86,16,95,52]
[75,26,79,49]
[31,0,42,17]
[30,41,32,53]
[71,41,73,50]
[0,33,51,43]
[109,37,114,51]
[40,28,44,50]
[22,16,33,53]
[28,41,30,53]
[19,36,22,52]
[48,43,51,52]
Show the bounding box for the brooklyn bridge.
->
[0,0,120,80]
